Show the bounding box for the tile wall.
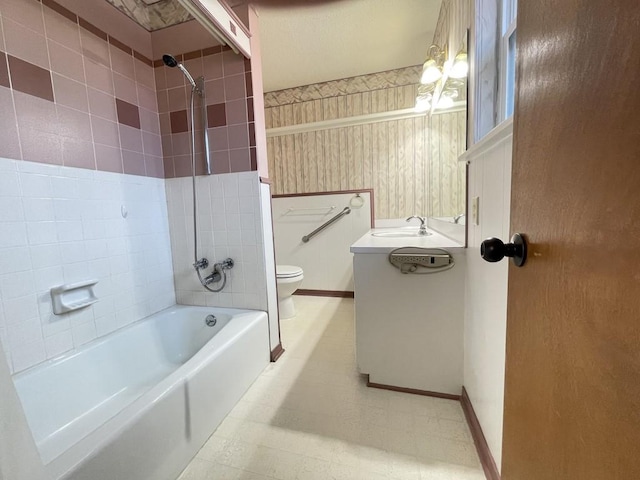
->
[0,158,175,373]
[155,48,258,177]
[0,0,163,177]
[165,172,267,311]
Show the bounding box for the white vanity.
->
[350,228,466,396]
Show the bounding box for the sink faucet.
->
[453,213,465,224]
[406,215,428,235]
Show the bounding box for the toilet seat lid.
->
[276,265,303,278]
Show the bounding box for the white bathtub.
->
[12,305,270,480]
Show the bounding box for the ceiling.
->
[255,0,442,92]
[105,0,191,31]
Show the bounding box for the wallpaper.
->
[265,70,466,219]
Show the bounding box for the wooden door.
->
[501,1,640,479]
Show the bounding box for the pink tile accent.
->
[0,53,8,88]
[8,55,54,102]
[122,149,146,176]
[211,150,230,174]
[171,133,190,156]
[156,89,169,113]
[139,108,160,135]
[61,137,96,170]
[173,155,192,177]
[227,124,249,149]
[137,84,157,112]
[91,116,120,148]
[14,92,58,135]
[164,65,185,89]
[167,86,187,112]
[87,88,117,121]
[79,29,110,68]
[225,98,248,126]
[0,17,5,52]
[203,53,223,80]
[57,106,92,139]
[161,134,172,157]
[0,87,22,160]
[204,78,224,105]
[144,155,164,178]
[43,7,81,53]
[49,41,85,83]
[183,57,204,80]
[118,124,142,152]
[142,132,162,157]
[222,50,244,76]
[20,129,62,165]
[208,127,228,151]
[113,73,138,105]
[109,44,135,80]
[163,155,175,178]
[52,74,88,112]
[94,144,122,173]
[4,18,50,70]
[154,67,166,91]
[224,74,246,101]
[159,113,171,137]
[134,60,155,90]
[229,148,251,173]
[84,60,113,94]
[1,0,45,35]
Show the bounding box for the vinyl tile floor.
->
[178,296,484,480]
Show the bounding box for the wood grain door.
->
[501,1,640,479]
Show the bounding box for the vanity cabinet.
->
[351,231,466,396]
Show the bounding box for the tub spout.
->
[203,271,221,285]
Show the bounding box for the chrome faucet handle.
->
[406,215,429,235]
[406,215,426,226]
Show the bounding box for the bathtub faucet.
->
[193,258,209,270]
[453,213,465,224]
[406,215,428,236]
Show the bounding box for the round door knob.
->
[480,233,528,267]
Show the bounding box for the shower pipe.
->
[162,54,232,292]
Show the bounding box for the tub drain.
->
[205,315,217,327]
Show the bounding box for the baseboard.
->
[270,343,285,362]
[460,387,501,480]
[294,289,354,298]
[366,376,461,401]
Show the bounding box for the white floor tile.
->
[178,296,483,480]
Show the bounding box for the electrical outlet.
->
[472,196,479,225]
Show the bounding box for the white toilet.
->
[276,265,304,319]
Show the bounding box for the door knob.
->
[480,233,528,267]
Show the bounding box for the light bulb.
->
[415,97,431,113]
[449,52,468,79]
[420,59,442,84]
[437,95,454,109]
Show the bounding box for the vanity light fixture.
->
[449,49,469,79]
[420,44,447,85]
[414,84,435,112]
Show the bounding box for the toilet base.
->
[278,296,297,319]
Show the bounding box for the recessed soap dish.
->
[50,279,99,315]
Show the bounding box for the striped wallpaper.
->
[265,74,467,220]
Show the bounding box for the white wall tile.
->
[0,158,175,373]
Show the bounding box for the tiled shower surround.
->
[0,158,176,373]
[0,0,269,373]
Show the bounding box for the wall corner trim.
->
[461,387,501,480]
[459,117,513,164]
[270,343,285,362]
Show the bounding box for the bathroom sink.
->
[371,230,432,238]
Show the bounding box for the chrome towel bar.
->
[301,206,351,243]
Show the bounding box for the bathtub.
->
[12,305,270,480]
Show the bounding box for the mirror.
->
[259,1,467,238]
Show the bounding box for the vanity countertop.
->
[350,229,465,254]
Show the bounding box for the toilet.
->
[276,265,304,319]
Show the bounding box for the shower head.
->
[162,53,197,89]
[162,54,178,68]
